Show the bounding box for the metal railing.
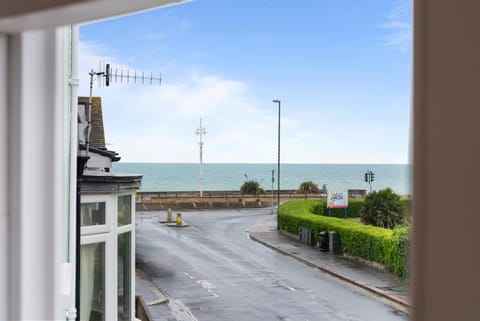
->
[136,189,330,201]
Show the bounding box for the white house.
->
[77,96,142,321]
[0,2,182,320]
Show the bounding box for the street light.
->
[272,99,281,229]
[271,169,275,215]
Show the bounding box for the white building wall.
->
[0,2,183,320]
[85,153,113,172]
[66,24,80,321]
[6,28,66,320]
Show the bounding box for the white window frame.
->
[80,194,112,236]
[80,190,136,321]
[80,234,113,321]
[114,191,135,321]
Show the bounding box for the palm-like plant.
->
[360,188,406,229]
[240,177,265,195]
[297,181,320,199]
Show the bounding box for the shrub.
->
[400,198,412,225]
[278,200,409,279]
[400,198,411,213]
[297,181,320,199]
[240,180,265,195]
[360,188,406,229]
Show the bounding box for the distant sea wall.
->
[136,189,367,211]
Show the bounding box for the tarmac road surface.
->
[136,209,408,321]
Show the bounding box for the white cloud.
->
[78,39,409,164]
[79,41,281,163]
[380,1,412,54]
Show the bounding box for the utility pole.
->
[196,118,207,197]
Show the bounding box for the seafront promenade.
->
[135,189,367,211]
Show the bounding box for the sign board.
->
[327,191,348,208]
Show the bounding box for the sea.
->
[112,163,411,195]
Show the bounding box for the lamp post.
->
[272,99,281,228]
[271,169,275,215]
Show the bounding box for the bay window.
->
[80,191,135,321]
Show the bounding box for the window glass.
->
[118,232,131,321]
[118,195,131,226]
[80,242,105,321]
[81,202,106,226]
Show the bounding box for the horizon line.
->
[114,162,411,165]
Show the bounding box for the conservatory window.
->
[117,232,131,321]
[80,242,105,321]
[81,202,106,226]
[80,192,135,320]
[117,194,131,226]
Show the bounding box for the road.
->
[136,209,408,321]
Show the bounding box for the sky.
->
[78,0,412,164]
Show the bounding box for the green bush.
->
[400,198,411,212]
[240,180,265,195]
[360,188,406,229]
[310,199,364,218]
[278,200,410,279]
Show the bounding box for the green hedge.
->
[311,199,364,218]
[278,200,410,279]
[311,198,411,219]
[385,227,410,279]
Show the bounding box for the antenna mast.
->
[196,118,207,197]
[84,62,161,157]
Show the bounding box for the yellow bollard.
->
[176,213,182,226]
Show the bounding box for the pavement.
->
[247,219,410,310]
[135,214,410,320]
[136,268,199,321]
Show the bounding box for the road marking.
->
[277,280,297,292]
[199,293,219,299]
[196,279,216,289]
[256,273,297,292]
